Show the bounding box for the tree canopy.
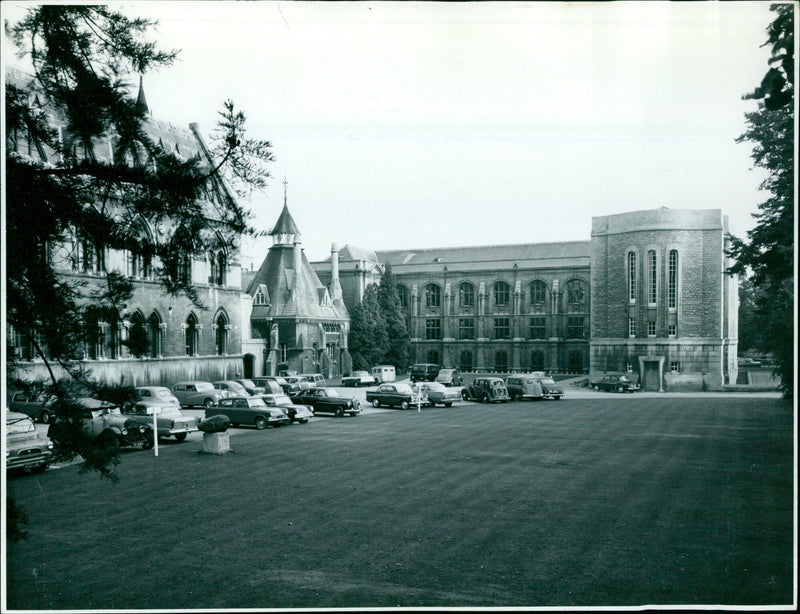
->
[728,3,794,398]
[4,5,274,476]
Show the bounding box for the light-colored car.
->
[171,381,227,408]
[341,370,378,387]
[124,389,198,442]
[297,373,325,387]
[8,389,55,424]
[6,410,53,473]
[234,379,266,395]
[260,393,314,424]
[285,376,315,394]
[206,396,291,429]
[419,382,461,407]
[213,380,250,397]
[48,398,154,450]
[435,368,463,387]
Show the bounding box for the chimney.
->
[330,242,343,303]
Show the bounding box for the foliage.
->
[348,284,388,370]
[728,4,794,399]
[4,5,273,478]
[198,414,231,433]
[376,263,411,369]
[6,498,29,543]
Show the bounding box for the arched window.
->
[149,312,163,357]
[171,226,193,284]
[253,284,268,306]
[459,350,473,372]
[530,350,545,372]
[397,284,408,309]
[208,252,218,285]
[128,218,153,279]
[426,350,439,365]
[494,351,509,373]
[564,279,587,313]
[216,251,227,286]
[127,311,149,357]
[628,251,637,302]
[668,250,678,309]
[425,283,441,308]
[568,350,584,374]
[494,281,510,307]
[530,280,547,312]
[215,312,228,355]
[647,250,657,304]
[185,313,199,356]
[458,282,475,308]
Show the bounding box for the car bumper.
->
[6,449,52,470]
[163,426,199,436]
[268,417,292,426]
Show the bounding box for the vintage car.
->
[297,373,325,387]
[285,375,315,394]
[205,396,291,429]
[291,387,361,417]
[341,370,378,387]
[6,410,53,473]
[124,389,198,442]
[435,368,463,387]
[366,383,427,409]
[461,378,511,403]
[213,380,250,397]
[234,379,266,395]
[419,382,461,407]
[48,398,154,450]
[252,376,290,395]
[260,393,314,424]
[535,375,564,400]
[591,374,639,393]
[409,363,440,383]
[505,375,544,401]
[8,389,55,424]
[172,381,228,408]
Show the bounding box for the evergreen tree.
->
[4,5,274,479]
[728,4,794,399]
[348,284,388,370]
[377,263,410,370]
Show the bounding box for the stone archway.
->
[243,353,255,379]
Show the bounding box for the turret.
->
[330,242,343,302]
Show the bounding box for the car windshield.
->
[6,413,35,433]
[540,378,556,385]
[438,370,454,376]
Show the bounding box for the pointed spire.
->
[136,75,149,115]
[270,176,301,242]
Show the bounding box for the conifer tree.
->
[348,284,388,370]
[377,263,410,370]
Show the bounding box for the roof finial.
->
[283,176,288,208]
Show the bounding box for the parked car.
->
[341,370,378,387]
[123,393,198,442]
[213,380,250,397]
[371,365,396,383]
[171,381,227,408]
[534,375,564,400]
[591,374,639,393]
[48,398,154,450]
[251,377,290,395]
[205,396,291,429]
[410,363,440,383]
[505,375,544,401]
[366,383,426,409]
[461,378,511,403]
[234,379,266,395]
[6,410,53,473]
[419,382,461,407]
[435,368,463,387]
[297,373,325,387]
[260,393,314,424]
[8,389,55,424]
[291,388,362,417]
[285,376,315,395]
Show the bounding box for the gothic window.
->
[397,284,408,309]
[459,282,475,308]
[530,350,545,372]
[216,251,227,286]
[215,312,228,355]
[425,283,441,308]
[494,351,509,373]
[149,312,163,357]
[185,313,199,356]
[567,351,583,374]
[494,281,510,307]
[459,350,473,372]
[530,281,547,313]
[565,279,587,314]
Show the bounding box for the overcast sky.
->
[2,1,780,265]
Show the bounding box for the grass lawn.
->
[5,396,794,609]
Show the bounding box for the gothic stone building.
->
[6,69,245,387]
[313,207,738,392]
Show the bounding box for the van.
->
[504,376,544,401]
[298,373,325,387]
[410,363,440,383]
[371,365,396,383]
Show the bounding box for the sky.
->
[2,1,783,265]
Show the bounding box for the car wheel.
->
[299,419,309,424]
[400,400,409,410]
[204,398,215,408]
[461,390,469,401]
[592,385,600,392]
[39,410,51,424]
[617,386,624,393]
[481,394,489,404]
[174,433,187,442]
[141,432,155,450]
[336,407,344,417]
[444,402,453,407]
[254,416,267,430]
[372,399,381,408]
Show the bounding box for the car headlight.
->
[347,401,352,408]
[121,427,128,436]
[139,425,147,433]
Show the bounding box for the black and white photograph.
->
[2,0,796,611]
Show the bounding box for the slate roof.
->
[269,203,301,237]
[376,241,591,268]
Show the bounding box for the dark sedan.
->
[291,387,361,417]
[591,374,639,393]
[205,396,291,429]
